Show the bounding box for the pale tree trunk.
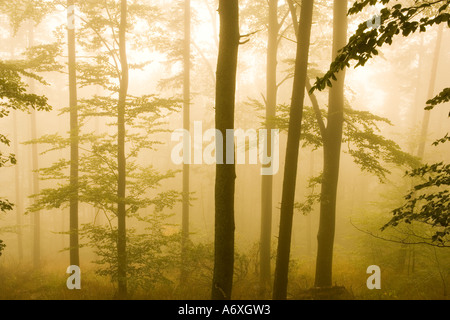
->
[272,0,315,300]
[260,0,278,295]
[417,24,443,159]
[28,22,40,270]
[314,0,348,288]
[117,0,129,299]
[211,0,239,300]
[68,0,80,268]
[10,28,23,262]
[181,0,191,283]
[13,111,23,261]
[407,23,443,275]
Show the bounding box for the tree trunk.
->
[68,0,80,268]
[314,0,348,288]
[10,31,23,262]
[13,111,23,261]
[417,24,443,159]
[260,0,278,295]
[27,22,40,270]
[117,0,129,299]
[181,0,191,283]
[272,0,315,300]
[211,0,239,300]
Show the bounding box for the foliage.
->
[311,0,449,92]
[425,87,450,113]
[0,8,56,252]
[273,102,419,181]
[382,162,450,246]
[0,0,54,33]
[24,0,183,289]
[80,211,181,293]
[0,239,5,256]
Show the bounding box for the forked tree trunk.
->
[211,0,239,301]
[272,0,315,300]
[314,0,348,288]
[117,0,129,299]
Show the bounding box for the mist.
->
[0,0,449,301]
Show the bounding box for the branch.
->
[306,76,326,139]
[350,220,450,248]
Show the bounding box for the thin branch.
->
[350,220,450,248]
[192,40,216,86]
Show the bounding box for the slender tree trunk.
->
[211,0,239,300]
[68,0,80,268]
[417,24,443,159]
[260,0,278,294]
[314,0,348,288]
[272,0,315,300]
[10,30,23,262]
[13,111,23,261]
[117,0,129,299]
[27,22,40,270]
[406,24,443,277]
[181,0,191,283]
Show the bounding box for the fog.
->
[0,0,449,301]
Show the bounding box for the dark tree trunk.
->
[260,0,278,294]
[314,0,348,288]
[117,0,129,299]
[211,0,239,301]
[68,0,80,268]
[272,0,314,300]
[181,0,191,283]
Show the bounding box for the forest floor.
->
[0,259,448,300]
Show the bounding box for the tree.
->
[117,0,129,299]
[0,48,53,260]
[314,0,348,289]
[181,0,191,282]
[211,0,240,300]
[259,0,278,293]
[67,0,80,268]
[273,0,420,294]
[26,0,182,298]
[273,0,315,300]
[311,0,449,252]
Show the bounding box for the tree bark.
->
[272,0,314,300]
[211,0,239,300]
[117,0,129,299]
[68,0,80,268]
[260,0,278,294]
[181,0,191,283]
[314,0,348,288]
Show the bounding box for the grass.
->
[0,256,448,300]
